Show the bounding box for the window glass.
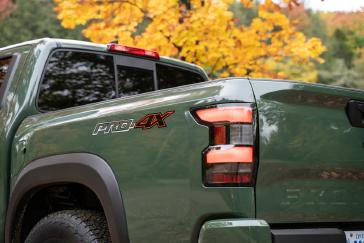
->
[38,51,115,111]
[117,65,154,97]
[157,64,205,89]
[0,57,12,89]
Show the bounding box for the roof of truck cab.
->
[0,38,208,79]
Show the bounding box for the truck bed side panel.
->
[12,79,255,243]
[251,80,364,223]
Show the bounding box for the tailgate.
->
[251,79,364,223]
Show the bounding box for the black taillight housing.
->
[192,103,257,187]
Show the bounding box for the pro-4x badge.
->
[92,110,175,136]
[135,111,174,129]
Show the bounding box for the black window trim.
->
[0,53,21,109]
[36,48,207,113]
[114,54,155,71]
[112,55,119,98]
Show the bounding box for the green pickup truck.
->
[1,38,364,243]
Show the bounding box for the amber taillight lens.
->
[192,103,257,187]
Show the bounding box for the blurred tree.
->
[229,0,258,26]
[53,0,325,81]
[304,11,329,44]
[314,11,364,89]
[318,59,364,89]
[0,0,85,48]
[332,29,355,68]
[321,11,364,35]
[353,53,364,89]
[0,0,15,19]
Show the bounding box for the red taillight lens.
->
[206,172,252,184]
[213,126,226,144]
[192,103,256,187]
[205,163,253,185]
[205,146,253,164]
[196,106,253,124]
[107,43,160,59]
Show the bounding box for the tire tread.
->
[25,210,111,243]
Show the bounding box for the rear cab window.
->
[38,51,116,112]
[156,63,205,89]
[114,54,156,98]
[38,49,207,112]
[117,65,154,97]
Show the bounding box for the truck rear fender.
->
[5,153,129,243]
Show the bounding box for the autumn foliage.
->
[321,11,364,35]
[54,0,326,81]
[0,0,15,20]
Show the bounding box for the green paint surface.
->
[2,39,364,243]
[252,79,364,223]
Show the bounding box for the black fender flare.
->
[5,153,129,243]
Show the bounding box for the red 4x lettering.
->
[135,111,175,129]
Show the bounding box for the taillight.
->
[106,43,160,59]
[192,103,257,187]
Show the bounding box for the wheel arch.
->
[5,153,129,243]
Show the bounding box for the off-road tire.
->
[24,210,111,243]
